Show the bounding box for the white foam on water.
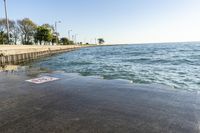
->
[26,76,59,84]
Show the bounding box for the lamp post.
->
[3,0,10,44]
[54,21,61,45]
[68,30,72,40]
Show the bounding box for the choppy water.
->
[30,42,200,91]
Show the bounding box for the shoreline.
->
[0,71,199,132]
[0,65,195,93]
[0,45,90,65]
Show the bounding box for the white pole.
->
[55,21,61,45]
[3,0,10,44]
[55,22,58,45]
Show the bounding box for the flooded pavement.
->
[0,72,200,133]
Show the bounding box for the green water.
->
[30,42,200,91]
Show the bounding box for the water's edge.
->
[1,43,200,91]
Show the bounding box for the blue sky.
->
[1,0,200,44]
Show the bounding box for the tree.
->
[70,41,74,45]
[60,37,71,45]
[0,19,15,44]
[98,38,105,45]
[42,24,54,33]
[17,18,37,44]
[9,21,21,44]
[0,31,7,44]
[0,19,7,32]
[34,26,52,45]
[51,35,58,45]
[0,19,7,44]
[12,23,21,45]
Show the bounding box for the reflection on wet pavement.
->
[0,65,19,72]
[0,72,199,133]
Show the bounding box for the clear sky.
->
[1,0,200,44]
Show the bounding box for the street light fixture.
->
[3,0,10,44]
[54,21,61,45]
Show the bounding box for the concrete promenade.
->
[0,71,199,133]
[0,45,87,65]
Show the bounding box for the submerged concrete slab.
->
[0,72,199,133]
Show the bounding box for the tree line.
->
[0,18,74,45]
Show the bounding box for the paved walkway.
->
[0,72,199,133]
[0,45,83,56]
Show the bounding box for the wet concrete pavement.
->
[0,72,200,133]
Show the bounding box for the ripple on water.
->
[28,43,200,91]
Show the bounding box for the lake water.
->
[30,42,200,91]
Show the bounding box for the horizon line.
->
[107,41,200,45]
